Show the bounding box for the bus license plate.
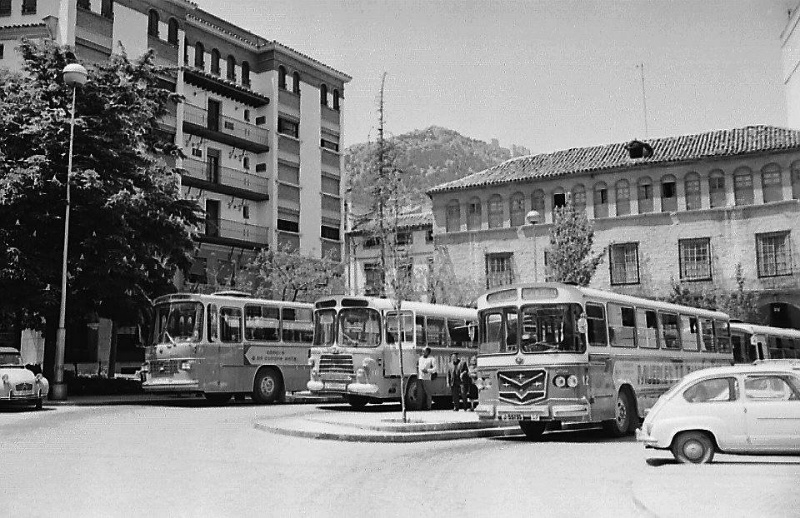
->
[324,382,347,391]
[501,414,538,421]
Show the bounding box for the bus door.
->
[383,311,416,378]
[752,334,766,360]
[217,306,243,391]
[588,302,616,420]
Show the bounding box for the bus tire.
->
[204,392,232,405]
[519,421,546,440]
[404,378,423,411]
[253,368,283,404]
[346,395,369,409]
[671,431,715,464]
[603,389,634,437]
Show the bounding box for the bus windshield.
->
[338,308,381,347]
[520,304,585,353]
[314,309,336,346]
[152,302,204,344]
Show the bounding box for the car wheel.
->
[603,390,634,437]
[519,421,546,440]
[204,392,232,405]
[671,431,715,464]
[252,368,283,404]
[346,394,369,409]
[404,378,423,411]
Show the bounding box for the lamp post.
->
[51,63,88,401]
[525,210,541,283]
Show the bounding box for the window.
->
[715,320,731,353]
[485,253,514,289]
[684,172,701,211]
[101,0,113,19]
[0,0,11,16]
[210,49,221,75]
[241,61,250,87]
[680,315,699,351]
[321,138,339,152]
[531,189,545,217]
[448,319,475,348]
[278,66,287,89]
[761,163,783,203]
[757,231,792,277]
[609,242,639,285]
[278,117,299,138]
[333,89,340,110]
[467,197,481,230]
[593,182,608,218]
[426,318,446,347]
[277,218,299,233]
[320,83,328,106]
[321,225,340,241]
[733,167,754,206]
[194,42,204,68]
[660,312,681,350]
[708,170,726,208]
[167,18,179,45]
[636,308,659,348]
[552,189,566,218]
[426,229,433,244]
[207,304,218,342]
[220,307,242,343]
[244,305,279,341]
[243,109,250,123]
[481,309,518,354]
[679,238,711,281]
[792,160,800,200]
[615,180,631,216]
[395,231,412,246]
[446,200,460,232]
[242,205,250,219]
[226,55,236,81]
[585,303,607,347]
[744,375,799,401]
[363,263,383,296]
[78,0,90,9]
[282,307,313,343]
[292,71,300,94]
[488,194,503,228]
[661,175,677,212]
[684,378,737,403]
[0,43,3,59]
[608,303,636,347]
[572,184,587,212]
[700,318,716,352]
[637,177,653,213]
[147,9,159,38]
[22,0,36,15]
[509,192,525,226]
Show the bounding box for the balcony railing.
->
[201,218,268,247]
[183,103,269,152]
[182,158,268,200]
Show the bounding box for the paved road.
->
[2,400,798,517]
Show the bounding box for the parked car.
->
[0,347,48,409]
[637,364,800,463]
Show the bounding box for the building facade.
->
[427,126,800,329]
[783,2,800,129]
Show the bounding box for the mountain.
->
[345,126,520,213]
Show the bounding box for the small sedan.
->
[637,364,800,463]
[0,347,48,409]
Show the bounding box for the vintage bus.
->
[474,283,733,439]
[307,296,478,409]
[142,291,314,404]
[730,321,800,363]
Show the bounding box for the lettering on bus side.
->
[244,346,303,365]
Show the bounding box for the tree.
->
[427,246,483,306]
[241,243,345,303]
[664,264,762,323]
[0,40,201,378]
[545,200,605,286]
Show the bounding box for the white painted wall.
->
[299,81,322,257]
[112,3,147,58]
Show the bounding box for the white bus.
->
[307,296,478,409]
[142,291,314,404]
[730,322,800,363]
[474,283,733,439]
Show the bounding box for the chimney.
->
[625,140,653,159]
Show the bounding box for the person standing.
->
[417,347,437,410]
[466,355,478,411]
[446,353,466,411]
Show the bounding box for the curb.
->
[43,393,344,407]
[306,415,504,433]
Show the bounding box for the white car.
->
[637,364,800,463]
[0,347,48,409]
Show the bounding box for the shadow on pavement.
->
[0,406,56,414]
[646,457,800,467]
[494,427,637,444]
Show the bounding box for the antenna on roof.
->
[636,63,649,138]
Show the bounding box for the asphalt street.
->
[2,400,799,518]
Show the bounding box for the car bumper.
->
[0,392,40,403]
[635,428,660,448]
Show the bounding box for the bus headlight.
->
[356,368,367,384]
[567,375,578,388]
[476,377,492,390]
[553,375,566,388]
[308,357,316,368]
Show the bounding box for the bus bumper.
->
[307,380,378,395]
[480,402,591,423]
[347,382,379,395]
[142,379,200,392]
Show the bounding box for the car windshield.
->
[152,302,204,344]
[0,352,23,366]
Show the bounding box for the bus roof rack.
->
[212,290,252,298]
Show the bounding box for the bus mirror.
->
[577,314,588,334]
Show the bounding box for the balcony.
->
[183,67,269,108]
[183,103,270,153]
[181,158,269,201]
[199,218,269,249]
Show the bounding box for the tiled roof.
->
[428,125,800,194]
[349,211,433,234]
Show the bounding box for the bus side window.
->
[659,312,681,350]
[680,315,699,352]
[245,305,279,341]
[715,320,731,354]
[481,312,503,354]
[700,318,716,352]
[608,304,635,347]
[427,318,446,348]
[448,318,474,349]
[768,335,781,359]
[208,304,219,342]
[281,307,313,343]
[637,308,659,349]
[220,307,242,343]
[731,334,745,362]
[585,302,608,347]
[416,316,426,348]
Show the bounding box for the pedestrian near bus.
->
[447,353,469,411]
[466,355,478,411]
[416,347,437,410]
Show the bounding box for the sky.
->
[197,0,793,154]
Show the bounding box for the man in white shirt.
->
[417,347,437,410]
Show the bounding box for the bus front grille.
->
[497,369,547,405]
[319,354,354,378]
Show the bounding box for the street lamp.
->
[51,63,88,401]
[525,210,541,283]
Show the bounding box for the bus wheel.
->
[204,393,232,405]
[346,395,369,409]
[404,378,423,411]
[603,390,633,437]
[253,368,283,404]
[671,431,715,464]
[519,421,546,440]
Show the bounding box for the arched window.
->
[333,89,340,110]
[147,9,159,38]
[733,167,753,206]
[194,42,204,68]
[572,184,586,212]
[708,169,726,208]
[183,38,189,64]
[226,55,236,81]
[292,71,300,94]
[761,163,783,203]
[243,109,250,122]
[552,187,566,219]
[446,200,461,233]
[243,156,250,170]
[531,189,545,217]
[638,176,654,213]
[278,66,287,89]
[166,18,179,45]
[320,83,328,106]
[684,172,701,211]
[488,194,504,229]
[241,61,250,87]
[593,182,608,218]
[792,161,800,200]
[210,49,221,75]
[509,192,525,226]
[467,197,482,230]
[661,174,677,212]
[615,179,630,216]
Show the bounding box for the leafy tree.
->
[427,246,482,307]
[0,40,201,378]
[545,200,604,286]
[664,264,762,323]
